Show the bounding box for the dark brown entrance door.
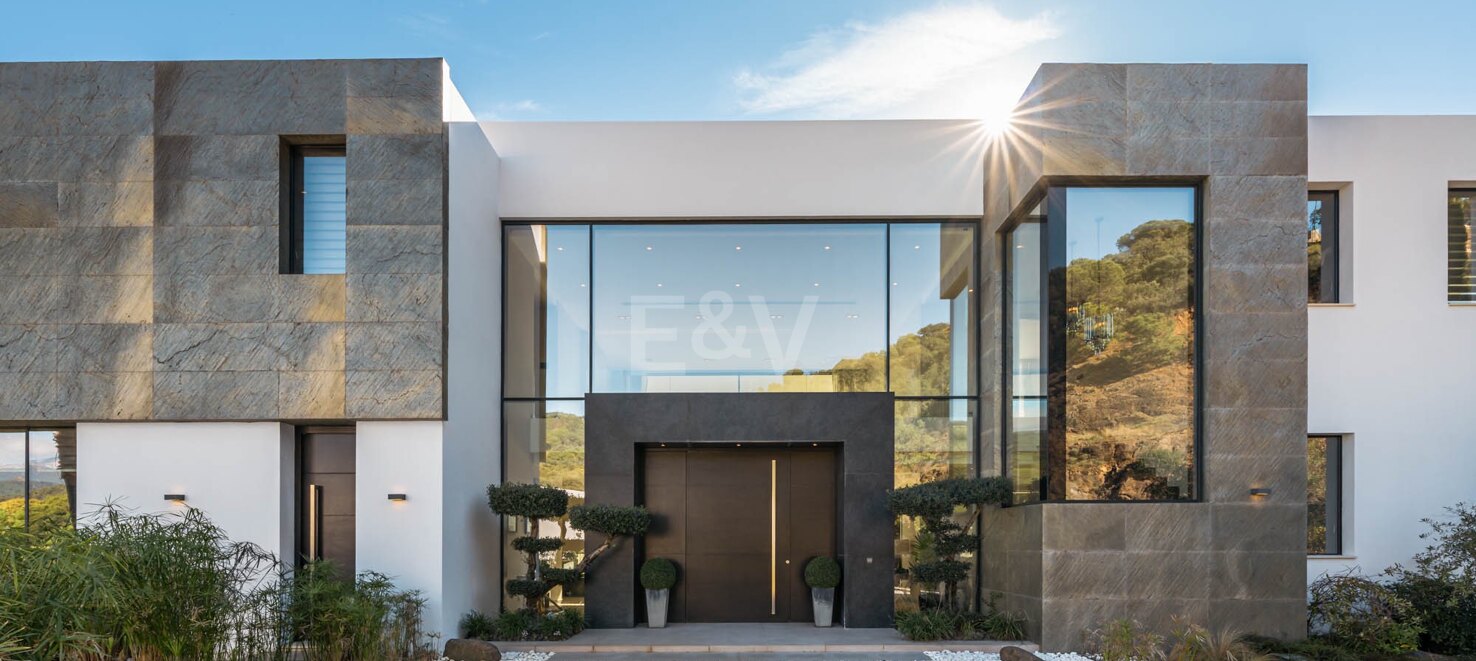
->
[642,447,836,623]
[298,427,356,574]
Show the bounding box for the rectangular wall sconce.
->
[163,494,187,502]
[387,493,408,501]
[1249,488,1271,499]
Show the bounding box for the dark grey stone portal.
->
[584,392,895,629]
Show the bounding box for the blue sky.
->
[2,0,1474,120]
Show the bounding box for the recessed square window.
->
[282,144,347,275]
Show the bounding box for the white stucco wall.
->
[355,421,445,634]
[1307,115,1476,581]
[75,422,294,560]
[485,120,987,218]
[442,117,503,635]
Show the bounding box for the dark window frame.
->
[1308,434,1345,556]
[0,427,76,531]
[999,179,1205,504]
[281,142,347,275]
[1308,190,1340,304]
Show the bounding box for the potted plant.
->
[640,557,677,628]
[804,556,841,627]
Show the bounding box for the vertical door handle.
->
[307,484,322,561]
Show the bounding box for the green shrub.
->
[492,608,584,641]
[804,556,841,589]
[488,483,570,520]
[1389,574,1476,655]
[1241,634,1360,661]
[1308,571,1421,656]
[641,558,678,590]
[0,504,433,661]
[895,594,1027,642]
[460,609,495,640]
[895,609,957,641]
[284,562,433,661]
[1385,502,1476,655]
[1087,618,1163,661]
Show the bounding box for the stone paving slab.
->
[495,622,1036,655]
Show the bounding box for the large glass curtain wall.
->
[503,221,978,612]
[1005,187,1199,503]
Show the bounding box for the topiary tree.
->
[487,483,652,613]
[888,476,1010,610]
[804,556,841,589]
[640,558,677,591]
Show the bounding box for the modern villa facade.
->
[0,58,1468,650]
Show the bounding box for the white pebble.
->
[925,653,1094,661]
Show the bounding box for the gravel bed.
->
[925,652,1094,661]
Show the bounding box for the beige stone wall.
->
[0,59,446,422]
[979,64,1309,649]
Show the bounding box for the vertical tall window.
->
[1004,211,1045,503]
[1450,190,1476,303]
[1307,191,1339,303]
[284,145,347,275]
[1003,186,1199,502]
[1308,435,1343,555]
[0,429,75,534]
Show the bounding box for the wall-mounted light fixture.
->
[164,494,187,502]
[387,493,408,501]
[1249,488,1271,500]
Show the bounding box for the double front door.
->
[642,447,837,623]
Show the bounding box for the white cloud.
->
[734,3,1059,118]
[478,99,545,120]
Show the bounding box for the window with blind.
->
[283,144,347,275]
[1450,190,1476,302]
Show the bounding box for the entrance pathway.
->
[496,622,1035,655]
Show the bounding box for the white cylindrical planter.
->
[646,588,670,628]
[811,587,835,627]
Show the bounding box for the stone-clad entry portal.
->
[584,392,895,628]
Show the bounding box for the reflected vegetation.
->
[1006,188,1197,502]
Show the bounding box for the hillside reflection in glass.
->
[1006,187,1197,502]
[501,221,979,611]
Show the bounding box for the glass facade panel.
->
[1308,435,1342,555]
[26,431,73,535]
[1005,217,1045,504]
[591,224,887,393]
[0,431,22,529]
[893,399,975,611]
[300,155,347,275]
[502,400,586,610]
[1308,191,1338,303]
[504,225,592,398]
[1062,187,1196,500]
[889,224,976,397]
[501,220,981,614]
[1003,188,1199,503]
[1450,190,1476,303]
[0,429,74,532]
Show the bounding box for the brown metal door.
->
[642,447,836,623]
[298,428,356,575]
